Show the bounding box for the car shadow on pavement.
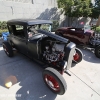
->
[0,46,57,100]
[77,46,100,63]
[16,73,57,100]
[15,59,57,100]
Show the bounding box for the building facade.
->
[0,0,64,21]
[0,0,93,27]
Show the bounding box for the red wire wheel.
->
[3,45,9,55]
[44,74,60,92]
[73,48,83,63]
[73,53,80,61]
[3,42,13,57]
[43,67,67,95]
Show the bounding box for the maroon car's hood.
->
[57,27,71,30]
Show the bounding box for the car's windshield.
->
[27,24,52,39]
[39,24,52,32]
[28,24,52,32]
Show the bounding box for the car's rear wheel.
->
[73,48,83,63]
[43,67,67,95]
[95,45,100,58]
[3,42,13,57]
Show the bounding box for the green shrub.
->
[96,26,100,33]
[91,25,100,34]
[0,21,7,29]
[0,21,8,36]
[52,20,59,32]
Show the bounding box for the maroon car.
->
[55,27,100,58]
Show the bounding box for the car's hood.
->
[38,29,69,44]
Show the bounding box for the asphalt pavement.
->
[0,45,100,100]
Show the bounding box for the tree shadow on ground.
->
[15,58,57,100]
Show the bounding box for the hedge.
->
[52,20,59,31]
[91,25,100,33]
[96,26,100,33]
[0,21,8,36]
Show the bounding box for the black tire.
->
[3,42,13,57]
[43,67,67,95]
[73,48,83,63]
[95,45,100,58]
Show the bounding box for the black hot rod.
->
[2,19,82,95]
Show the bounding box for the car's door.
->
[10,24,28,54]
[62,29,85,44]
[27,29,43,59]
[27,39,39,59]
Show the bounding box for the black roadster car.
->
[3,19,82,95]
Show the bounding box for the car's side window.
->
[16,25,23,31]
[39,24,51,32]
[15,25,25,38]
[8,25,25,38]
[27,25,38,39]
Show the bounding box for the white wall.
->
[0,0,61,21]
[0,0,92,27]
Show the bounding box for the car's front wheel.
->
[95,45,100,58]
[43,67,67,95]
[73,48,83,63]
[3,42,13,57]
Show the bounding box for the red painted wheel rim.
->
[44,74,60,91]
[73,53,80,61]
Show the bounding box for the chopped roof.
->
[7,19,52,25]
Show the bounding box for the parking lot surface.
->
[0,45,100,100]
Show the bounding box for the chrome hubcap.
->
[45,78,57,90]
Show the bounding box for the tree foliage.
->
[57,0,100,26]
[57,0,92,17]
[91,0,100,18]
